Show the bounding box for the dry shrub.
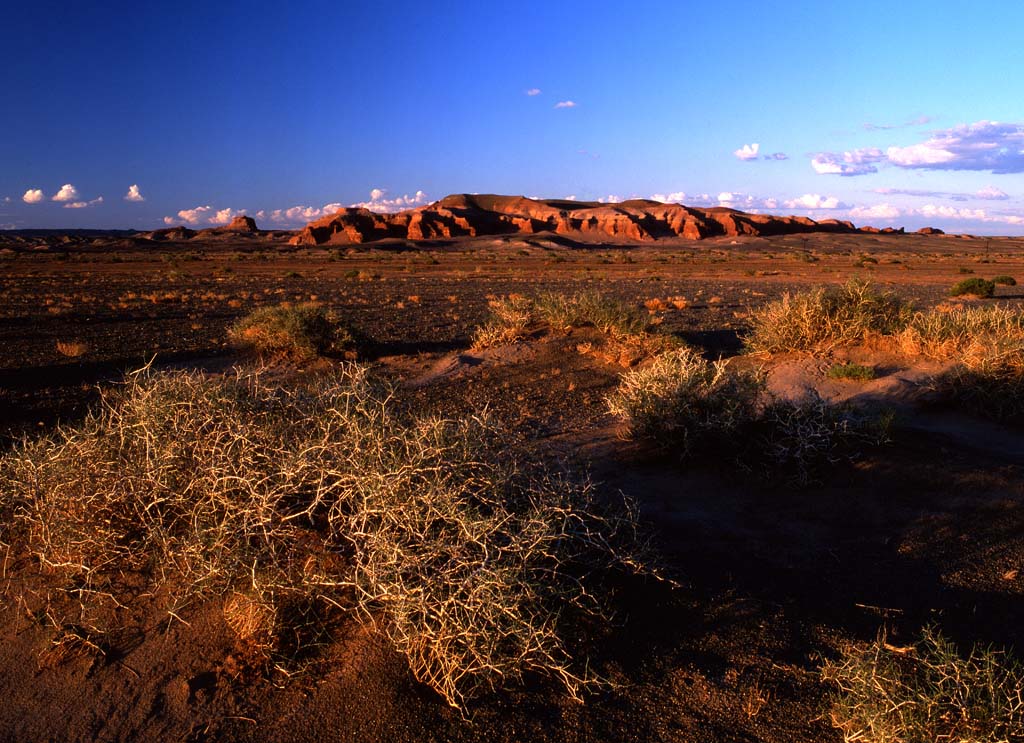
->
[753,394,892,485]
[472,291,677,362]
[55,340,88,358]
[331,411,645,709]
[229,302,358,360]
[0,365,647,711]
[897,305,1024,422]
[746,279,911,354]
[897,305,1024,360]
[471,295,535,348]
[822,627,1024,743]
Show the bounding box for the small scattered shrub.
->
[993,274,1017,286]
[949,277,995,298]
[606,347,763,457]
[608,350,891,483]
[472,291,676,361]
[746,279,911,354]
[229,302,358,360]
[822,627,1024,743]
[828,363,876,381]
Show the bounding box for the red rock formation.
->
[223,215,258,232]
[289,194,870,246]
[916,227,945,235]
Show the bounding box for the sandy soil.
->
[1,231,1023,742]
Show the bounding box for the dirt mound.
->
[289,194,865,246]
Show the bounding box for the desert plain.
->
[1,201,1024,742]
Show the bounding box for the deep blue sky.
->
[3,0,1024,233]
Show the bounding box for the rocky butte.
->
[289,193,894,246]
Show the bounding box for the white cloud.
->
[597,195,621,203]
[52,183,80,202]
[811,148,886,176]
[211,207,244,224]
[887,120,1024,173]
[563,195,577,201]
[849,203,901,220]
[553,100,577,109]
[349,188,429,212]
[650,191,687,203]
[977,185,1009,200]
[733,143,760,161]
[173,206,212,225]
[920,204,987,220]
[717,192,779,210]
[124,184,144,202]
[22,189,44,204]
[62,196,103,209]
[525,88,541,96]
[784,194,844,210]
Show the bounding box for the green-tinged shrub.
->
[746,279,911,353]
[993,275,1017,286]
[608,351,891,483]
[949,277,995,298]
[828,362,877,381]
[822,627,1024,743]
[229,302,357,360]
[605,347,763,457]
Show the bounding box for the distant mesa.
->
[916,226,945,235]
[289,194,866,246]
[223,215,258,233]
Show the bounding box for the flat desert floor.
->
[2,231,1023,742]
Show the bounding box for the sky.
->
[2,0,1024,234]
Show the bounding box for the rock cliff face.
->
[290,194,862,245]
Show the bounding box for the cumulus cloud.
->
[22,189,45,204]
[733,143,760,161]
[886,120,1024,173]
[920,204,988,220]
[848,203,901,220]
[124,184,144,202]
[52,183,80,202]
[650,191,687,203]
[169,206,213,225]
[163,205,245,225]
[349,188,429,212]
[553,100,577,109]
[597,195,622,204]
[211,207,242,224]
[63,196,104,209]
[525,88,541,96]
[784,194,845,210]
[717,192,779,210]
[976,185,1009,200]
[811,148,886,176]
